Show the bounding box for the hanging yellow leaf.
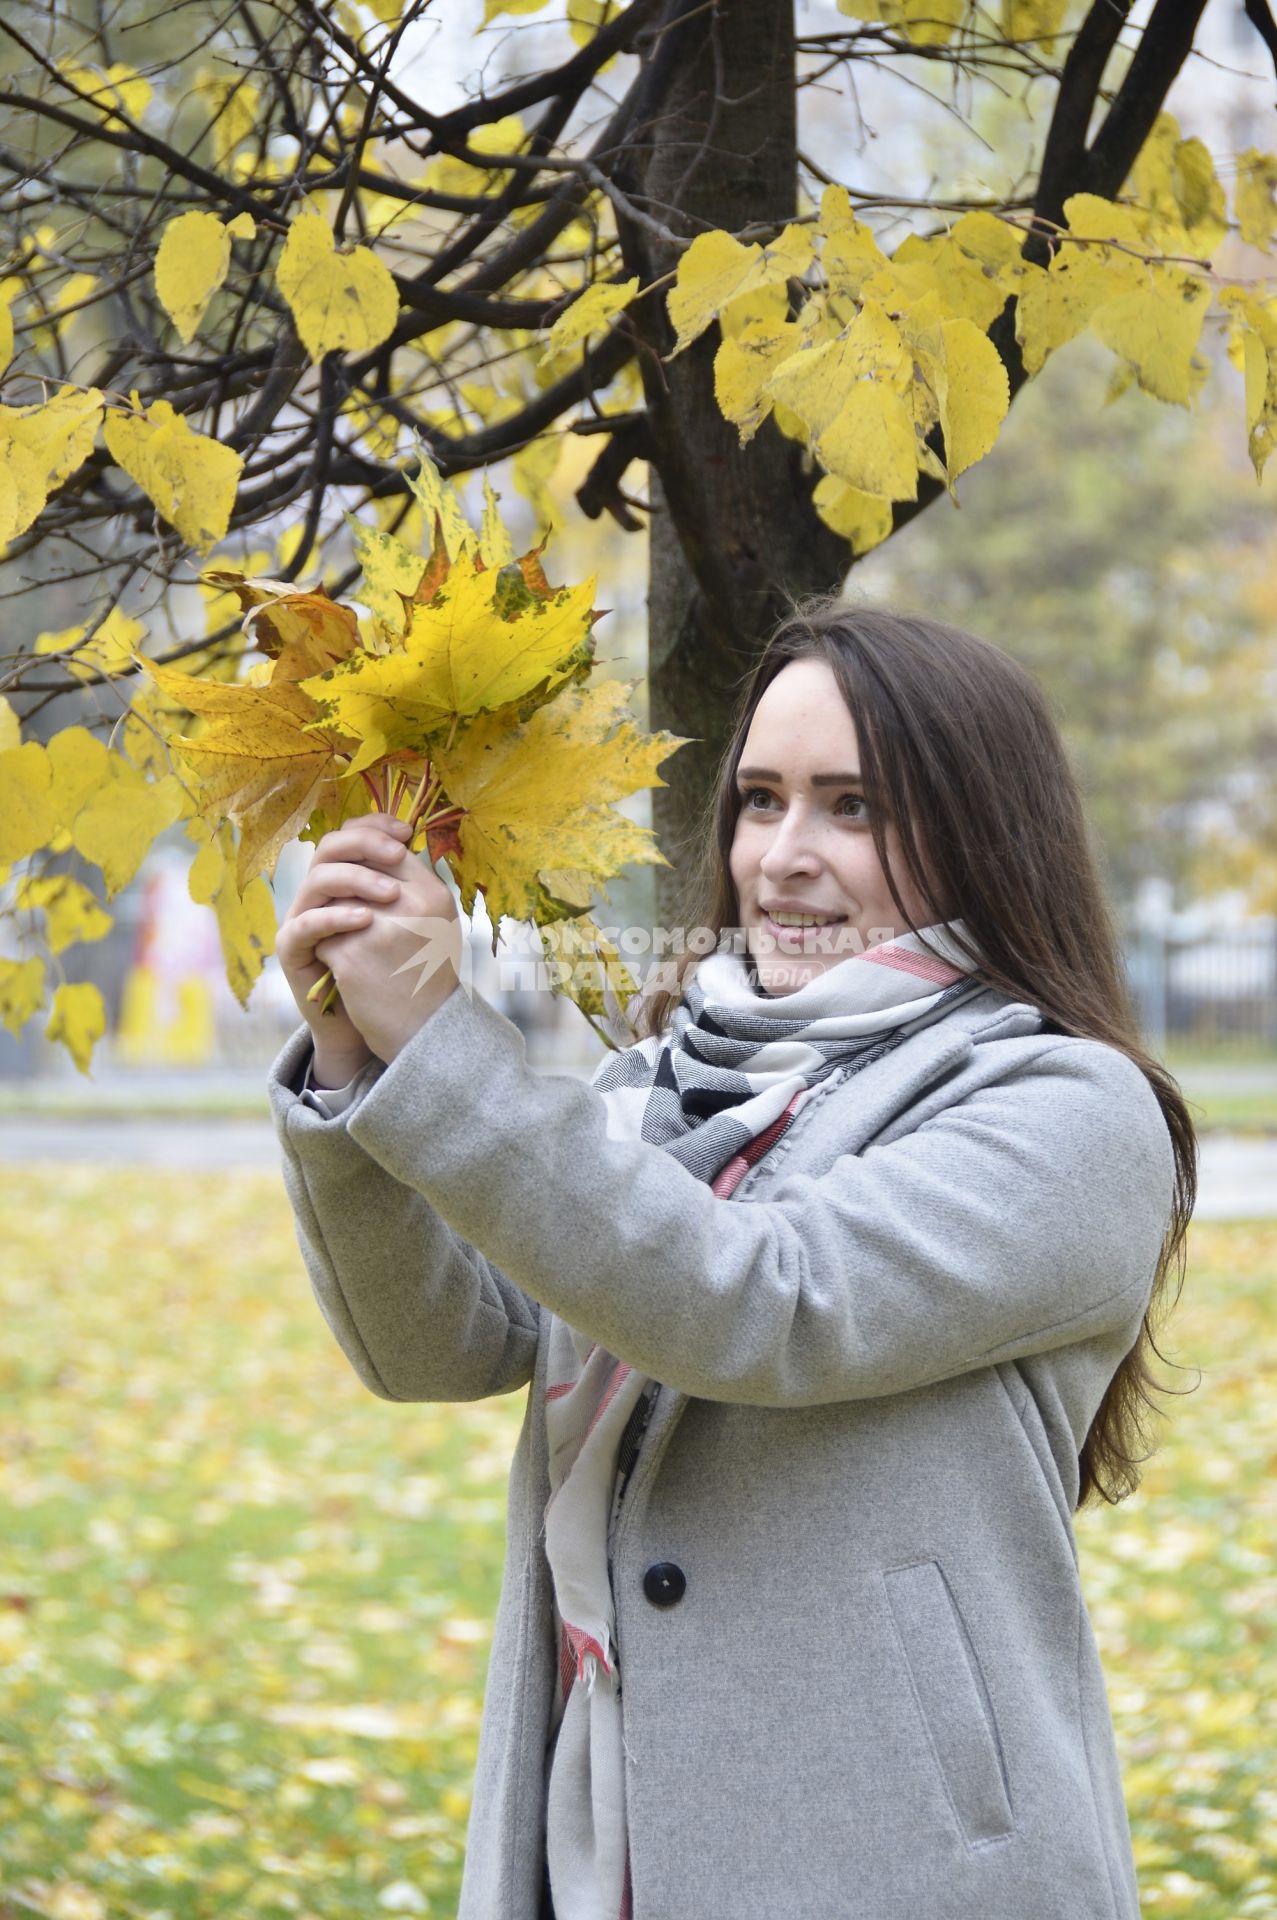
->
[200,573,363,679]
[155,211,235,345]
[479,472,516,567]
[540,913,640,1026]
[73,768,187,897]
[1235,151,1277,251]
[424,116,527,197]
[0,740,55,864]
[14,875,112,954]
[1220,288,1277,480]
[185,819,277,1006]
[0,955,45,1036]
[300,555,597,776]
[45,980,107,1075]
[819,187,893,308]
[430,680,683,926]
[1089,273,1212,407]
[835,0,961,45]
[193,72,262,168]
[104,398,243,552]
[1127,113,1227,254]
[483,0,551,19]
[1014,194,1146,376]
[898,303,1011,487]
[276,210,399,363]
[667,225,812,355]
[540,277,639,367]
[0,288,13,372]
[895,212,1027,332]
[817,380,919,500]
[812,475,893,554]
[765,299,912,447]
[0,386,103,545]
[0,693,18,753]
[1001,0,1067,51]
[35,609,145,683]
[59,61,151,125]
[714,314,805,444]
[512,433,562,525]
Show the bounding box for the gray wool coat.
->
[267,978,1177,1920]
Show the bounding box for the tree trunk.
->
[619,0,849,920]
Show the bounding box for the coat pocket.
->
[882,1558,1015,1848]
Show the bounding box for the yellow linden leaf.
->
[226,212,257,242]
[407,445,473,561]
[817,380,919,501]
[714,315,805,443]
[1220,288,1277,479]
[1088,271,1211,408]
[1001,0,1067,51]
[59,61,151,125]
[155,211,233,345]
[812,475,893,554]
[44,726,113,836]
[0,289,13,372]
[300,556,597,777]
[74,772,186,897]
[0,955,46,1037]
[0,694,18,752]
[13,874,112,955]
[483,0,551,19]
[1014,194,1146,376]
[35,608,146,683]
[104,398,243,553]
[276,211,399,364]
[430,680,683,925]
[479,471,517,568]
[0,386,104,544]
[896,212,1026,332]
[540,277,639,367]
[424,116,527,198]
[45,980,107,1074]
[766,298,912,449]
[193,73,262,169]
[898,306,1010,487]
[667,224,812,355]
[1235,151,1277,251]
[0,740,55,863]
[1127,113,1227,254]
[836,0,960,42]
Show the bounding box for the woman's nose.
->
[759,808,821,876]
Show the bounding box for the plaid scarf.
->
[540,923,985,1920]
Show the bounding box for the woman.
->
[269,601,1196,1920]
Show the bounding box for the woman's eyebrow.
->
[736,767,863,784]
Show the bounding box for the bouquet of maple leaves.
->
[142,476,685,1042]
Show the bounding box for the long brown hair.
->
[637,597,1198,1512]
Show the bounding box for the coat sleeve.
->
[337,986,1178,1409]
[269,1022,540,1403]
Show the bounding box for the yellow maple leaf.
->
[199,574,363,680]
[430,680,684,926]
[154,210,242,345]
[406,444,473,560]
[0,955,46,1036]
[667,225,812,355]
[1235,151,1277,251]
[0,386,103,545]
[479,471,516,568]
[346,518,427,633]
[45,980,107,1075]
[540,277,639,368]
[300,555,597,776]
[143,659,353,886]
[277,210,399,362]
[14,874,112,954]
[104,398,243,552]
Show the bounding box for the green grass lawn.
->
[0,1170,1274,1919]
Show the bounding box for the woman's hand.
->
[276,814,463,1080]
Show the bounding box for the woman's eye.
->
[740,787,776,810]
[837,794,868,819]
